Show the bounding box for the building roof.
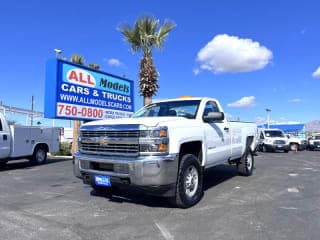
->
[258,123,305,131]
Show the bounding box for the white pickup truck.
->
[0,113,60,167]
[286,134,307,151]
[73,97,257,208]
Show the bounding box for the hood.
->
[83,117,185,128]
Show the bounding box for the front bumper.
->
[265,144,290,151]
[73,152,179,197]
[308,143,320,150]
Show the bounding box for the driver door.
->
[202,101,231,167]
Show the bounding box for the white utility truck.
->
[73,97,257,208]
[0,113,60,167]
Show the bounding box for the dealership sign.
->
[44,59,134,120]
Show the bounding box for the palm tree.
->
[118,16,176,106]
[70,54,85,154]
[70,54,85,65]
[88,63,101,70]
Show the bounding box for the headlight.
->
[139,127,169,155]
[265,138,273,144]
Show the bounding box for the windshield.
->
[264,130,285,138]
[133,100,201,119]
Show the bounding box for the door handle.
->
[224,127,229,131]
[3,135,7,141]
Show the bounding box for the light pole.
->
[54,49,62,58]
[265,108,271,129]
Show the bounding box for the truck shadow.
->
[0,157,72,172]
[90,164,238,208]
[203,165,238,191]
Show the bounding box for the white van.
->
[258,128,289,152]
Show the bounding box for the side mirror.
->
[203,112,224,122]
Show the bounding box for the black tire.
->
[170,154,203,208]
[30,146,47,165]
[262,145,267,152]
[237,147,254,176]
[290,143,298,151]
[284,150,289,153]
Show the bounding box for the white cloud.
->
[255,116,265,125]
[312,66,320,78]
[196,34,273,74]
[225,113,233,120]
[227,96,256,108]
[193,68,200,76]
[289,98,302,103]
[107,58,122,67]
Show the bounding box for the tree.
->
[118,16,176,106]
[70,54,84,65]
[88,63,100,70]
[70,54,85,154]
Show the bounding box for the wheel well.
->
[179,141,202,164]
[246,136,254,148]
[34,143,49,153]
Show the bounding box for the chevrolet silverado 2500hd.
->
[73,97,257,208]
[0,113,60,167]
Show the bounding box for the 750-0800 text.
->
[58,104,103,119]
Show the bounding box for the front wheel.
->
[170,154,203,208]
[262,145,268,152]
[237,147,254,176]
[30,146,47,165]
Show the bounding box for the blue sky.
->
[1,0,319,126]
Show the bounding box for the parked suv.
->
[258,129,289,152]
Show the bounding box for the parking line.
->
[155,222,174,240]
[287,188,299,193]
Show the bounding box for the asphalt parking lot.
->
[0,150,319,240]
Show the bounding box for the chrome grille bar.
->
[79,127,140,157]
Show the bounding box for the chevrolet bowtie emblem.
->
[98,137,109,146]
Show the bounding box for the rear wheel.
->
[237,147,254,176]
[290,143,298,151]
[30,146,47,165]
[170,154,203,208]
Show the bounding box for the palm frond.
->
[70,54,85,65]
[156,20,176,48]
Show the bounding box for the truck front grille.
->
[79,130,139,157]
[81,130,139,138]
[274,140,286,144]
